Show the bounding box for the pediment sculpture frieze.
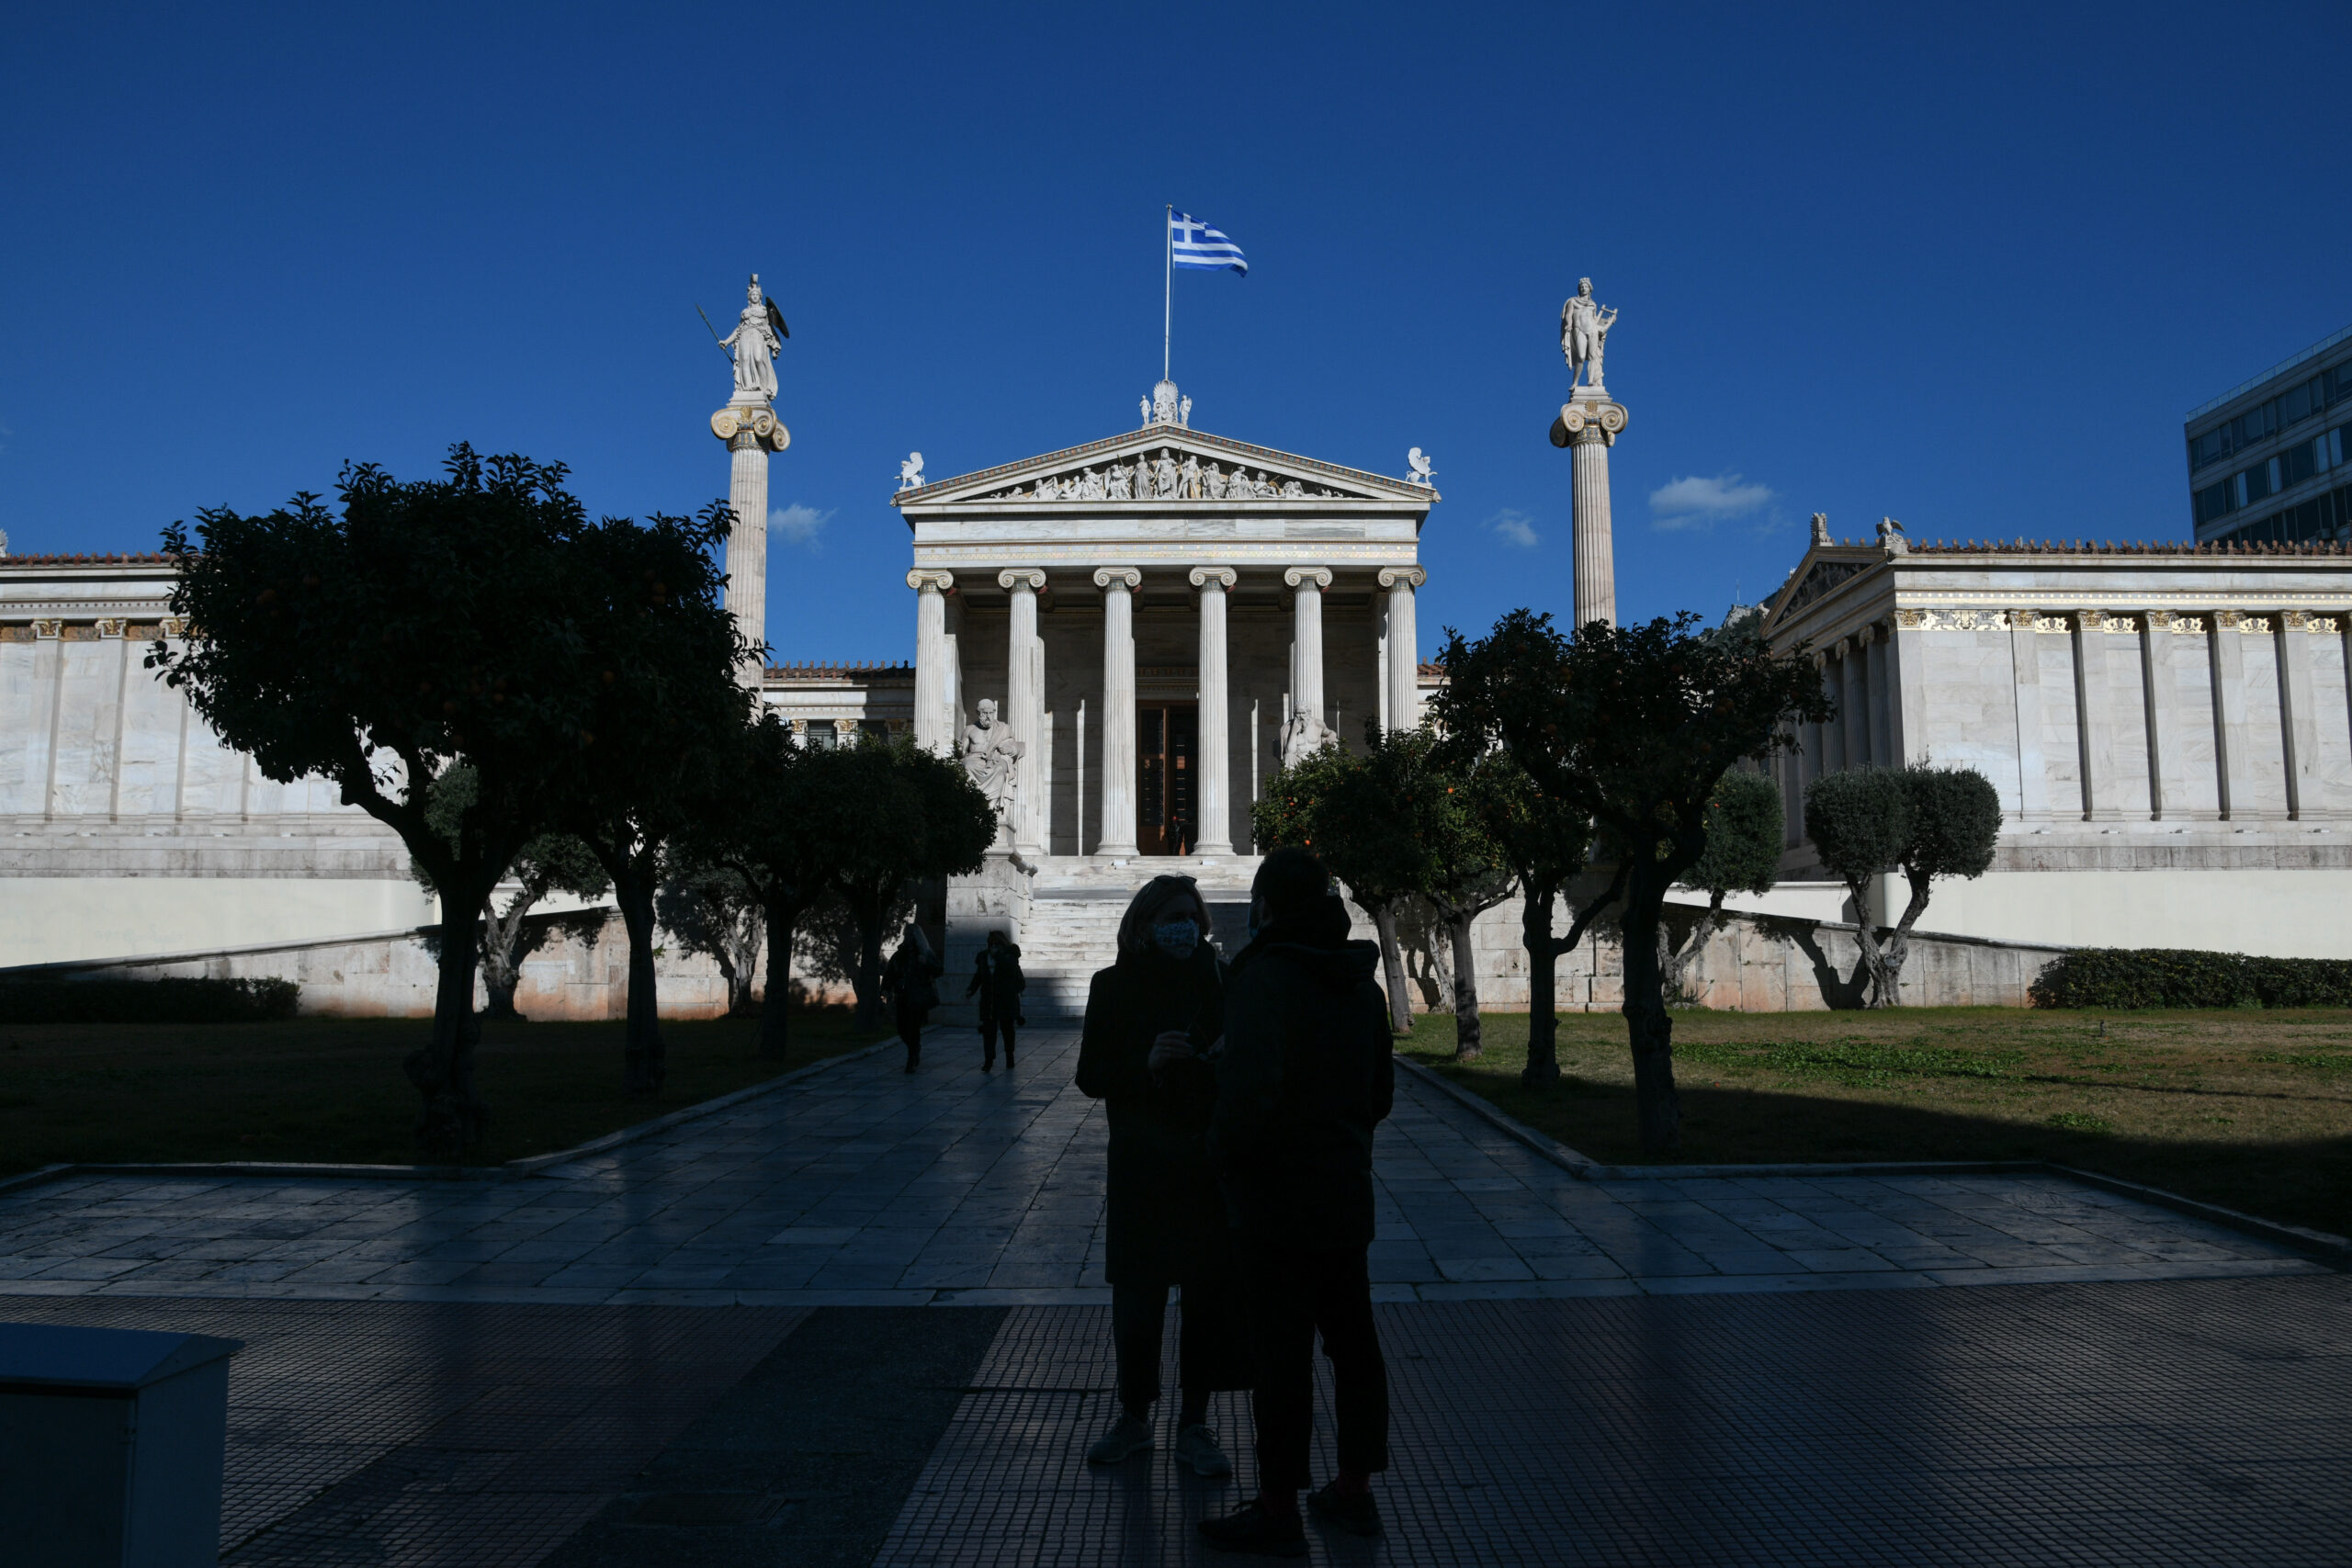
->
[980,447,1351,503]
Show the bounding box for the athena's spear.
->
[695,304,733,364]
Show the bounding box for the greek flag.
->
[1170,212,1247,275]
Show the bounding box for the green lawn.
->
[1401,1008,2352,1239]
[0,1010,889,1173]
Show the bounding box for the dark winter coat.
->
[1075,943,1230,1286]
[881,941,941,1012]
[966,946,1026,1024]
[1210,894,1395,1248]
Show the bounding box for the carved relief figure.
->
[1203,463,1226,499]
[1281,478,1305,498]
[1154,448,1180,498]
[1180,453,1202,498]
[1079,467,1105,501]
[1559,276,1618,391]
[961,698,1024,831]
[1108,461,1133,500]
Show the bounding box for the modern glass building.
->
[2185,321,2352,545]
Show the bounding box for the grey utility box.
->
[0,1322,243,1567]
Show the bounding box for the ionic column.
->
[1838,635,1871,769]
[2009,609,2052,821]
[908,570,955,754]
[1866,621,1896,767]
[2072,610,2116,820]
[710,404,788,683]
[1379,567,1427,734]
[1813,651,1841,773]
[2278,612,2323,819]
[2209,611,2257,819]
[1550,397,1628,628]
[1000,569,1047,855]
[1890,609,1928,771]
[1095,568,1141,857]
[2141,612,2183,819]
[1190,567,1237,856]
[1284,567,1331,733]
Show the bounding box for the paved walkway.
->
[0,1029,2322,1306]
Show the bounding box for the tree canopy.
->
[154,446,747,1150]
[1431,609,1829,1153]
[1806,762,2001,1006]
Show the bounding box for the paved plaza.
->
[1,1028,2344,1564]
[0,1030,2324,1305]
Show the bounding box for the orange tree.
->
[1431,610,1827,1154]
[154,447,747,1152]
[1459,752,1606,1089]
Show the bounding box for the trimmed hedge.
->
[2030,949,2352,1010]
[0,976,301,1024]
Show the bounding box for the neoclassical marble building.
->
[1761,525,2352,957]
[876,379,1441,1010]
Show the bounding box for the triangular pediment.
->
[896,425,1437,508]
[1764,546,1887,630]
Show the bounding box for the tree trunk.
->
[405,878,492,1156]
[758,904,797,1059]
[478,897,524,1021]
[1446,909,1483,1059]
[1617,862,1682,1156]
[1876,871,1934,1009]
[612,861,665,1097]
[727,906,765,1016]
[1844,874,1898,1009]
[854,917,887,1032]
[1370,901,1412,1034]
[1521,876,1561,1089]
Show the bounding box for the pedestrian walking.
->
[881,922,942,1074]
[1075,874,1249,1480]
[966,929,1027,1071]
[1199,848,1395,1556]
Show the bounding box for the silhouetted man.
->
[1199,847,1394,1555]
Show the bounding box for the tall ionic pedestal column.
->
[1094,568,1141,857]
[710,402,788,681]
[909,570,956,754]
[1190,568,1236,856]
[1379,566,1426,734]
[1000,570,1047,856]
[1550,394,1628,630]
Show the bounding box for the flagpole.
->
[1162,204,1172,385]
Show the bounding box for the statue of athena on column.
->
[721,275,788,403]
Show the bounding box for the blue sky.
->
[4,3,2347,663]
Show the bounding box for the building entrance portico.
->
[1137,700,1197,856]
[888,378,1441,1009]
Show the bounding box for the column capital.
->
[1093,567,1141,592]
[1188,565,1237,591]
[998,567,1047,593]
[906,569,956,593]
[1549,398,1629,449]
[2074,608,2108,631]
[2282,609,2314,632]
[1832,637,1853,659]
[1377,565,1427,590]
[710,404,789,451]
[1812,649,1828,671]
[2211,609,2245,631]
[2144,609,2177,631]
[1283,565,1332,591]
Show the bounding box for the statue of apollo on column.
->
[1559,276,1618,392]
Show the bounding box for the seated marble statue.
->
[962,699,1023,821]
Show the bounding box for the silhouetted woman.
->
[1074,874,1246,1479]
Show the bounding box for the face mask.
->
[1152,919,1199,960]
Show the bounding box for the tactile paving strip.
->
[876,1275,2352,1565]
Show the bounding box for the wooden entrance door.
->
[1138,704,1199,855]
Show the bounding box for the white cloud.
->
[1648,473,1775,531]
[1486,508,1541,548]
[768,502,833,549]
